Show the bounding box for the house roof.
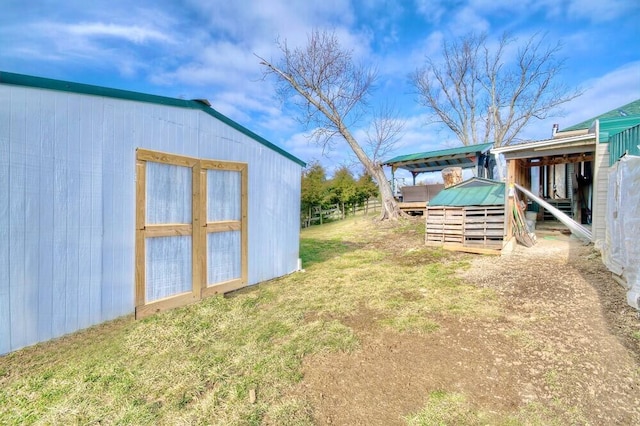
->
[383,142,493,174]
[562,99,640,132]
[0,71,306,167]
[490,133,595,159]
[428,178,505,207]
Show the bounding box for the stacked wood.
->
[442,167,463,188]
[510,190,536,247]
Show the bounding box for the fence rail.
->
[301,198,382,228]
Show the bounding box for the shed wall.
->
[0,84,302,354]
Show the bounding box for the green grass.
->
[0,215,500,425]
[404,390,588,426]
[405,391,483,426]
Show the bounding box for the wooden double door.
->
[135,149,247,318]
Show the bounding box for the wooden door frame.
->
[134,148,248,319]
[200,159,248,297]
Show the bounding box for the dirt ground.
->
[291,224,640,425]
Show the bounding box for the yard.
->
[1,215,639,425]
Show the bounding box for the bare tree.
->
[365,103,405,163]
[411,32,583,147]
[258,29,404,219]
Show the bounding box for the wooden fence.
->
[301,198,382,228]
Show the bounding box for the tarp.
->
[601,155,640,309]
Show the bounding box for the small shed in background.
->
[0,71,305,355]
[425,178,505,254]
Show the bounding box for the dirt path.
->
[291,229,640,425]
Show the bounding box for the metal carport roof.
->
[383,142,493,173]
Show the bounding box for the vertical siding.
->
[65,95,80,335]
[23,90,41,346]
[53,93,69,337]
[592,142,609,242]
[0,84,302,354]
[89,98,104,326]
[9,88,30,350]
[37,94,55,341]
[0,87,10,354]
[77,103,92,331]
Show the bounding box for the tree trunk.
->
[371,164,403,220]
[338,124,403,220]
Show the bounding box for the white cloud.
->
[559,61,640,126]
[414,0,448,24]
[63,22,173,44]
[151,40,263,87]
[281,130,337,168]
[448,6,491,35]
[184,0,354,46]
[521,61,640,139]
[567,0,640,23]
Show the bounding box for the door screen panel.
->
[145,235,192,302]
[207,231,241,284]
[146,162,192,224]
[207,169,241,221]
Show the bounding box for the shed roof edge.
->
[0,71,306,167]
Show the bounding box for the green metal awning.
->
[383,143,493,173]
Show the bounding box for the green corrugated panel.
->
[0,71,306,167]
[609,124,640,166]
[384,142,493,164]
[562,99,640,131]
[428,178,504,207]
[598,115,640,143]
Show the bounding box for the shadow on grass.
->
[570,240,640,363]
[300,238,364,268]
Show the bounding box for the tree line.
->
[301,162,379,223]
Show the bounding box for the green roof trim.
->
[562,99,640,132]
[0,71,306,167]
[428,178,505,207]
[384,142,493,164]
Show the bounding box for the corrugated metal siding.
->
[609,125,640,166]
[0,84,302,354]
[592,143,610,242]
[429,180,505,207]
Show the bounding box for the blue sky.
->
[2,0,639,179]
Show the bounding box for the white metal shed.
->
[0,71,305,354]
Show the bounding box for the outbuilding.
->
[425,178,505,254]
[0,72,305,354]
[492,100,640,243]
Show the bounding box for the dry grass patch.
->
[0,215,500,424]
